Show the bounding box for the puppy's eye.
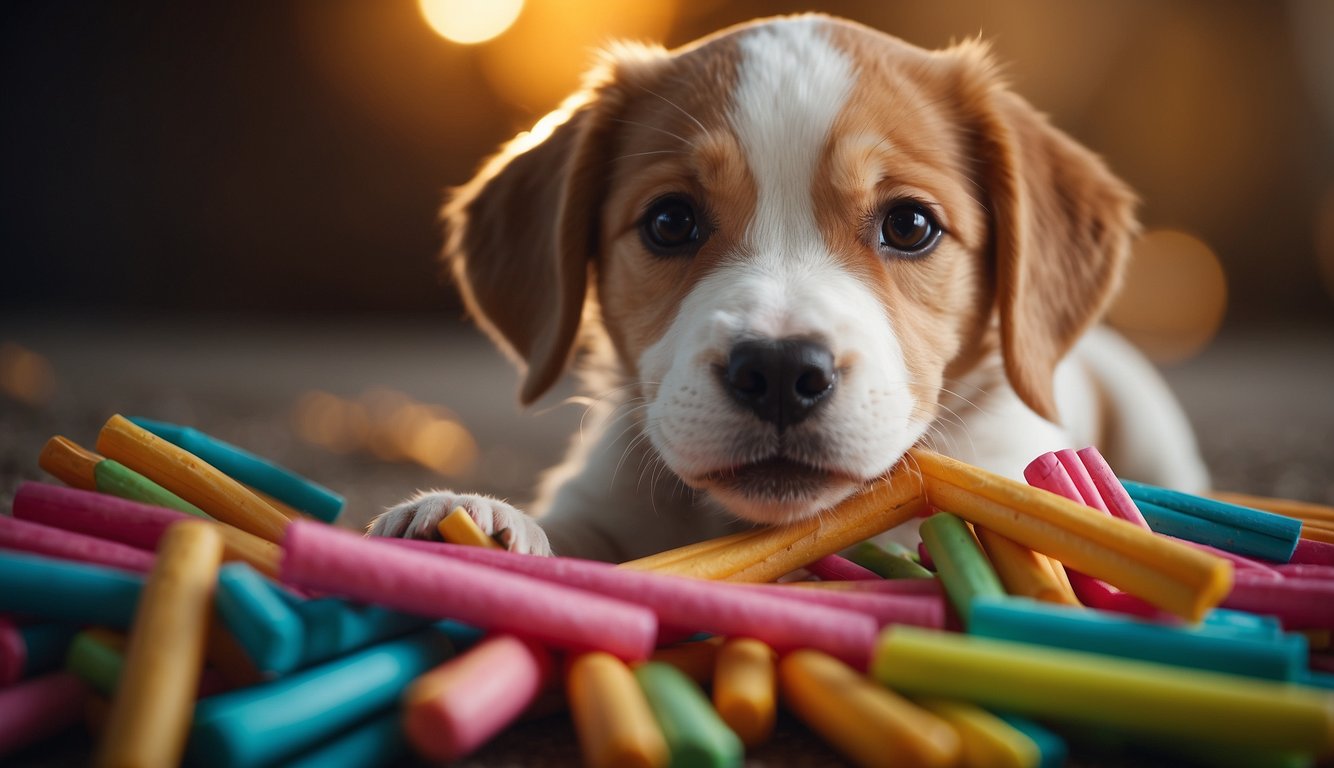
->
[880,202,942,256]
[641,196,704,255]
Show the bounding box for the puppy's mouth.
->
[696,457,862,525]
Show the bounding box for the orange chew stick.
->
[96,415,289,543]
[437,507,502,549]
[975,526,1080,606]
[39,435,100,490]
[906,449,1231,621]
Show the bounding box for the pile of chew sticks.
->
[1,415,1332,768]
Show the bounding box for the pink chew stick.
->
[0,619,23,687]
[1291,539,1334,566]
[404,635,550,761]
[381,539,880,668]
[0,672,88,757]
[1054,449,1109,512]
[1165,535,1284,581]
[1273,564,1334,580]
[1224,577,1334,629]
[806,554,880,582]
[12,481,181,551]
[1023,453,1084,502]
[281,522,657,660]
[0,514,156,574]
[1075,447,1151,529]
[738,583,945,629]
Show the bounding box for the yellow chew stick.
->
[713,637,777,747]
[640,524,818,580]
[723,468,927,583]
[215,525,282,579]
[39,435,100,490]
[778,648,961,768]
[96,415,289,543]
[437,507,502,549]
[95,520,223,768]
[915,698,1040,768]
[974,527,1080,606]
[906,449,1231,621]
[618,528,770,572]
[568,652,668,768]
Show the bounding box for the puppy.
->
[369,15,1208,561]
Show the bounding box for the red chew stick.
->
[1224,576,1334,629]
[0,672,88,757]
[381,539,880,668]
[0,514,155,573]
[1291,539,1334,566]
[12,481,178,551]
[280,522,657,660]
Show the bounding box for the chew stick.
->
[649,638,722,686]
[96,415,289,543]
[13,481,281,578]
[908,449,1231,621]
[404,635,551,761]
[873,625,1334,753]
[804,554,881,581]
[1075,447,1150,529]
[383,538,879,666]
[974,526,1080,606]
[281,521,658,660]
[632,525,818,580]
[96,520,223,768]
[0,514,155,573]
[39,436,208,518]
[724,469,928,583]
[0,550,143,629]
[634,662,744,768]
[919,513,1006,625]
[915,698,1041,768]
[778,648,961,768]
[568,652,669,768]
[1209,491,1334,526]
[0,672,89,758]
[712,637,777,748]
[437,507,502,549]
[1123,480,1302,563]
[128,417,344,523]
[847,541,934,579]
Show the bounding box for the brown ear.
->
[964,65,1139,422]
[443,83,623,405]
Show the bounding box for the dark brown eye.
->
[880,203,941,256]
[641,196,703,254]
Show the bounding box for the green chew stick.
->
[633,662,743,768]
[919,513,1005,626]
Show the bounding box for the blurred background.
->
[2,0,1333,533]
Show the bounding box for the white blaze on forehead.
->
[731,19,854,271]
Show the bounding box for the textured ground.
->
[2,315,1331,767]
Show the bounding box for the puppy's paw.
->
[367,491,552,556]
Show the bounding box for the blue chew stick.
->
[276,707,409,768]
[130,417,344,522]
[187,629,454,767]
[968,597,1306,681]
[1120,480,1300,562]
[0,551,142,629]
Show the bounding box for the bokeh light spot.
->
[0,343,56,407]
[1107,229,1228,363]
[418,0,524,45]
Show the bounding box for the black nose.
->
[721,338,837,430]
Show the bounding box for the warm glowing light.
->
[418,0,524,45]
[0,342,55,407]
[1107,229,1228,363]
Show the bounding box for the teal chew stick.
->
[995,714,1067,768]
[187,629,454,767]
[968,596,1307,681]
[1202,608,1284,640]
[277,707,409,768]
[19,623,78,680]
[919,513,1005,626]
[1121,479,1300,562]
[215,564,307,676]
[131,417,344,522]
[278,591,432,669]
[0,551,142,629]
[93,459,210,518]
[847,541,933,579]
[634,662,744,768]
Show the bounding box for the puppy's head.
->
[446,15,1136,524]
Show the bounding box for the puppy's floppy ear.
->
[959,52,1139,422]
[444,76,625,405]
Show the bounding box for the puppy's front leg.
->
[367,491,552,556]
